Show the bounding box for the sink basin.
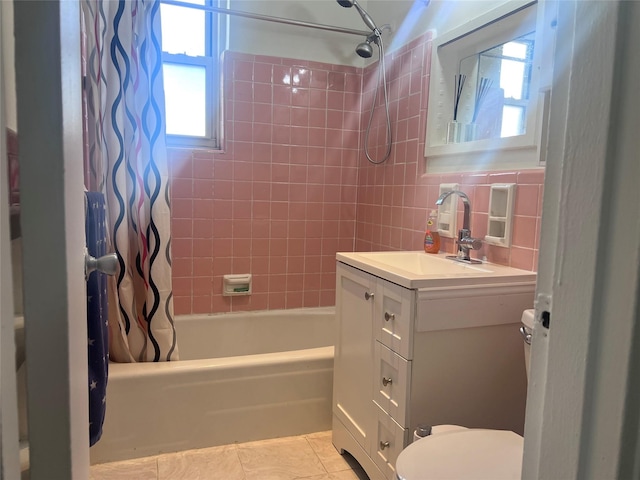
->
[359,251,493,276]
[336,251,536,289]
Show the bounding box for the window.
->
[498,38,534,138]
[160,0,226,148]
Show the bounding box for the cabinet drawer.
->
[375,280,414,359]
[374,342,410,425]
[372,402,408,480]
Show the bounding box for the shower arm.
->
[162,0,372,37]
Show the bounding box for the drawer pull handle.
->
[382,377,393,386]
[380,441,390,450]
[384,312,395,322]
[364,292,374,300]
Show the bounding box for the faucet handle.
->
[458,236,482,250]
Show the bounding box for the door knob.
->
[364,291,374,300]
[382,376,393,386]
[85,252,118,277]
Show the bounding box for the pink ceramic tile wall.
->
[169,52,360,315]
[169,31,545,315]
[354,32,545,272]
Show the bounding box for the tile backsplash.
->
[355,168,543,272]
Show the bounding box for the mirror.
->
[424,1,548,172]
[456,31,535,142]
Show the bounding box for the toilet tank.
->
[521,309,535,379]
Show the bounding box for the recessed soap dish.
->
[223,274,252,296]
[485,183,516,247]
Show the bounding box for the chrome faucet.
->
[435,190,483,264]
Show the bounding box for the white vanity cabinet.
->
[332,255,536,480]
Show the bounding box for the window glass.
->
[161,3,206,56]
[163,63,207,137]
[502,41,527,60]
[501,105,524,138]
[500,59,526,100]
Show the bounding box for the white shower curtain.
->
[82,0,179,362]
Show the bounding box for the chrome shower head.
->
[335,0,378,32]
[356,40,373,58]
[355,31,378,58]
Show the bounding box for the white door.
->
[523,0,640,478]
[0,2,21,476]
[14,1,89,478]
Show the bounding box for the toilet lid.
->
[396,429,523,480]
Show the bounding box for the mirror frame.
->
[424,0,548,173]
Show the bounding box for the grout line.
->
[303,435,330,476]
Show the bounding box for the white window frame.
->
[161,0,226,150]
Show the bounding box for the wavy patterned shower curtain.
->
[82,0,179,362]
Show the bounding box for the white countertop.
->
[336,251,537,289]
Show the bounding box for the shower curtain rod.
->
[162,0,372,37]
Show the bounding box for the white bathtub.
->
[89,307,335,464]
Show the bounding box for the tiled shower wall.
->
[169,52,362,315]
[170,31,545,315]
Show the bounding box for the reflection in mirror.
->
[457,32,535,142]
[424,0,547,171]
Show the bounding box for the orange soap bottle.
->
[424,210,441,254]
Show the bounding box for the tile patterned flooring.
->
[89,431,370,480]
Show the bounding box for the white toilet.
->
[395,309,535,480]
